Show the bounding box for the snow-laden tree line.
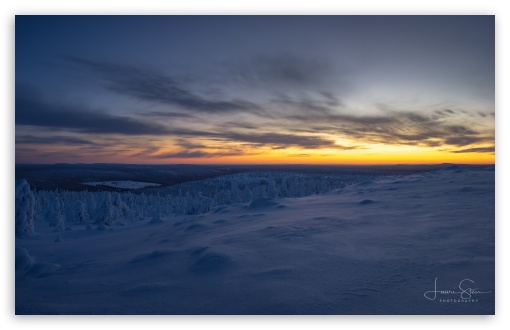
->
[18,171,376,230]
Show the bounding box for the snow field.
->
[15,167,494,314]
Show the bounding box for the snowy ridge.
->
[31,171,379,225]
[15,167,494,314]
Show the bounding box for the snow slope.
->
[15,166,494,314]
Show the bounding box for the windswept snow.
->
[15,167,494,314]
[83,180,161,189]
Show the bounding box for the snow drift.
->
[15,166,494,314]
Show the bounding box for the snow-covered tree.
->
[75,200,89,224]
[252,184,267,199]
[28,170,376,220]
[243,186,253,203]
[267,178,278,198]
[97,192,115,226]
[113,193,130,220]
[85,192,96,220]
[214,190,229,206]
[47,196,65,230]
[15,179,35,236]
[230,181,241,204]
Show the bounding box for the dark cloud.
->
[221,132,338,150]
[348,122,490,148]
[16,91,348,151]
[272,97,333,114]
[281,105,493,149]
[16,135,96,145]
[152,151,211,159]
[444,136,490,147]
[174,140,209,150]
[151,150,246,159]
[444,125,478,136]
[319,91,343,107]
[451,146,495,153]
[126,146,163,158]
[141,131,341,151]
[15,84,493,156]
[257,54,328,86]
[435,109,456,116]
[227,53,334,88]
[64,56,262,114]
[142,111,196,118]
[219,121,259,130]
[16,91,172,135]
[142,128,346,151]
[287,112,394,125]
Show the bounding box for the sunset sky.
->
[15,15,494,164]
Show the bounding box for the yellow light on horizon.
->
[142,143,494,165]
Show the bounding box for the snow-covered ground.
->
[15,166,494,314]
[83,180,161,189]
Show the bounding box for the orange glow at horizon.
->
[41,148,493,165]
[143,152,494,165]
[15,137,495,165]
[137,142,495,165]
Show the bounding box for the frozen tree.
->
[97,192,115,226]
[149,205,164,223]
[85,192,96,220]
[15,179,35,236]
[295,177,306,197]
[185,195,195,215]
[243,186,253,203]
[267,178,278,198]
[230,181,241,204]
[194,194,214,214]
[75,200,89,224]
[138,193,148,218]
[214,190,229,206]
[149,193,164,223]
[113,193,130,220]
[47,196,65,230]
[64,199,77,224]
[252,184,267,199]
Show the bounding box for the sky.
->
[15,15,495,164]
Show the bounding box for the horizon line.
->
[15,162,495,166]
